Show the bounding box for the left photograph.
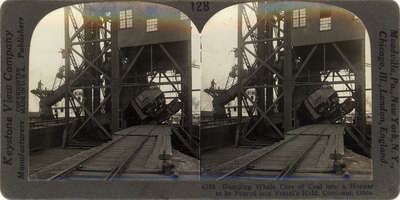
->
[29,1,200,180]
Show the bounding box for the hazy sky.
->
[29,8,65,112]
[200,5,239,111]
[29,2,372,113]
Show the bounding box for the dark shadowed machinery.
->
[130,87,183,123]
[301,86,356,124]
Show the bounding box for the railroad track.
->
[205,125,333,181]
[32,125,171,181]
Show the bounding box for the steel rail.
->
[215,125,329,181]
[104,127,156,181]
[46,127,141,180]
[215,127,315,181]
[276,135,323,180]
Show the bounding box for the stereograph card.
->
[0,0,399,199]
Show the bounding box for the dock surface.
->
[202,124,371,180]
[30,125,199,181]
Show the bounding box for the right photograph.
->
[200,1,372,180]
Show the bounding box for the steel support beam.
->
[245,84,282,89]
[121,46,144,81]
[235,4,244,147]
[334,71,355,96]
[71,95,111,139]
[283,10,294,132]
[256,2,267,113]
[184,39,193,134]
[159,44,184,74]
[264,7,275,110]
[63,7,71,147]
[242,19,263,42]
[70,46,111,86]
[322,71,331,82]
[71,48,111,81]
[242,97,254,117]
[161,72,182,98]
[242,92,283,138]
[244,3,256,13]
[294,45,318,79]
[72,5,83,14]
[70,98,81,117]
[244,46,284,80]
[111,9,120,132]
[70,91,111,139]
[234,4,287,141]
[355,40,366,134]
[242,94,283,138]
[295,80,356,86]
[244,37,284,44]
[333,42,366,133]
[70,25,84,41]
[71,38,110,45]
[332,43,357,74]
[62,5,113,141]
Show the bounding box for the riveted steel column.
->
[355,39,366,134]
[64,7,71,126]
[62,7,72,147]
[111,9,120,133]
[256,2,266,113]
[235,4,244,146]
[184,38,193,130]
[283,10,294,133]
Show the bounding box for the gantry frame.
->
[63,4,196,154]
[63,5,117,144]
[235,2,366,143]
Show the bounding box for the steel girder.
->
[63,5,113,144]
[236,3,288,142]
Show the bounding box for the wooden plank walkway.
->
[203,124,350,180]
[30,125,197,180]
